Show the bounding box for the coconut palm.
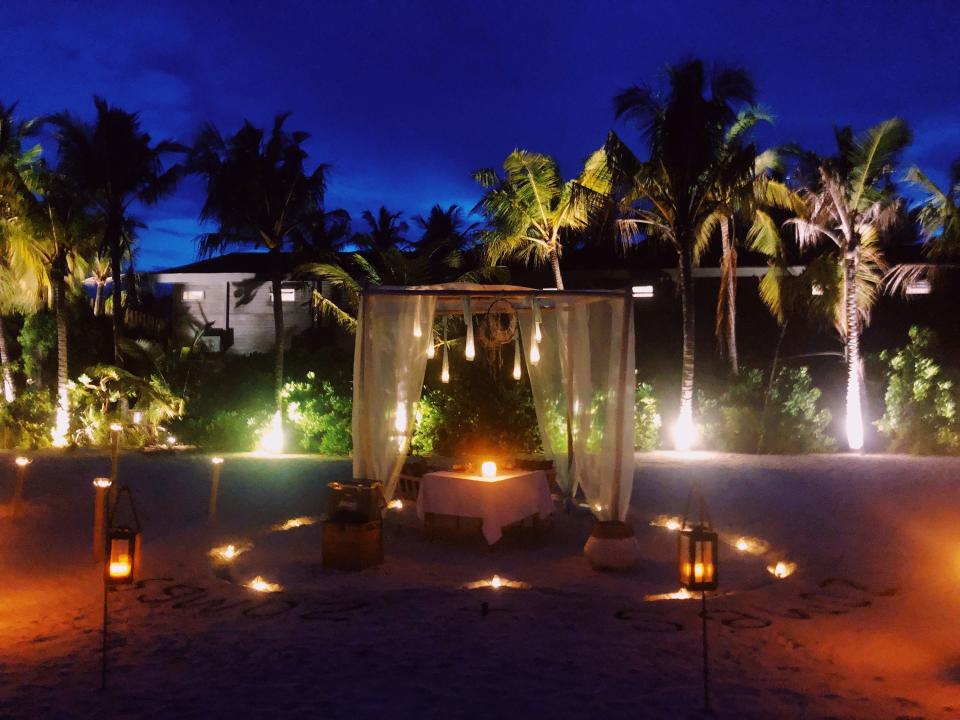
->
[50,97,183,366]
[580,59,756,448]
[473,150,588,290]
[353,207,410,251]
[784,119,911,450]
[697,110,806,374]
[0,102,43,402]
[188,113,329,407]
[87,253,112,316]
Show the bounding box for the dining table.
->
[416,468,554,544]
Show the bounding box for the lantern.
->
[105,485,142,586]
[678,525,718,591]
[677,486,718,592]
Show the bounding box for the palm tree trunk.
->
[270,249,285,410]
[0,316,15,402]
[843,250,863,450]
[107,214,124,366]
[94,281,104,317]
[54,275,68,400]
[549,248,565,290]
[719,217,738,374]
[676,239,696,449]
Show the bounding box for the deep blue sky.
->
[4,1,959,270]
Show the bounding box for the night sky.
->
[4,0,959,270]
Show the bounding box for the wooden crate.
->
[322,519,383,571]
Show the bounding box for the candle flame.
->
[767,561,797,579]
[14,456,30,467]
[387,499,403,510]
[109,555,132,578]
[209,542,252,562]
[92,478,112,488]
[731,535,769,555]
[463,575,529,590]
[246,576,282,593]
[274,516,317,532]
[110,423,123,433]
[491,575,502,589]
[211,456,224,465]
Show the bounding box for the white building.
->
[149,252,317,354]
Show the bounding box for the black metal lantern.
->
[105,486,141,586]
[678,487,718,592]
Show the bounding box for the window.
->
[182,289,205,301]
[270,287,297,302]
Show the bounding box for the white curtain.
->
[520,294,635,521]
[352,292,436,499]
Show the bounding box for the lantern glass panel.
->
[678,526,718,591]
[105,529,139,584]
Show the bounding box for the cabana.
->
[352,284,636,546]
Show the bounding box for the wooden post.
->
[93,478,112,560]
[208,457,224,523]
[11,457,30,519]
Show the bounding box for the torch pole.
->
[101,571,108,690]
[208,459,223,524]
[92,479,111,561]
[108,427,120,506]
[11,458,29,519]
[701,589,711,713]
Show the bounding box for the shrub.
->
[699,366,834,453]
[0,387,55,449]
[876,327,960,454]
[635,381,661,450]
[282,372,353,455]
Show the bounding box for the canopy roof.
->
[367,283,629,314]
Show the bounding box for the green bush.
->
[635,381,661,450]
[282,372,353,455]
[0,387,55,449]
[18,313,55,383]
[876,327,960,454]
[699,366,834,453]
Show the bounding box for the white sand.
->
[0,450,958,719]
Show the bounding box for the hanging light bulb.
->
[529,340,540,365]
[512,336,522,380]
[441,317,450,382]
[463,297,475,361]
[533,299,543,343]
[426,338,436,359]
[412,295,422,338]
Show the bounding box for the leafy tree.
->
[188,113,328,408]
[51,97,183,365]
[784,118,910,450]
[581,58,756,448]
[353,207,410,251]
[473,150,588,289]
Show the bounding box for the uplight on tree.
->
[672,408,697,452]
[257,411,284,454]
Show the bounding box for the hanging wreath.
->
[476,299,518,369]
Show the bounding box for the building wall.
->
[173,278,314,354]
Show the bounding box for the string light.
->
[512,335,522,380]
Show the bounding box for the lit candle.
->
[481,461,497,478]
[491,574,502,589]
[109,554,132,579]
[694,562,705,582]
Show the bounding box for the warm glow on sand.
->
[464,575,529,590]
[644,588,694,601]
[731,535,769,555]
[650,515,682,531]
[274,516,317,532]
[387,499,403,510]
[209,543,251,562]
[246,576,282,593]
[768,561,797,579]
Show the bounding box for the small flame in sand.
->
[463,575,529,590]
[209,543,251,562]
[650,515,682,531]
[767,561,797,579]
[246,576,282,593]
[731,535,769,555]
[387,499,403,510]
[644,588,694,601]
[274,516,317,532]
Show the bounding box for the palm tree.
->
[0,102,42,402]
[784,119,911,450]
[353,207,410,251]
[580,59,756,448]
[87,253,112,316]
[473,150,588,290]
[51,97,182,366]
[188,113,329,407]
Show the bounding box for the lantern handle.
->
[680,482,713,531]
[107,484,142,532]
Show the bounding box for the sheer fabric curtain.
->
[520,294,635,521]
[352,292,436,500]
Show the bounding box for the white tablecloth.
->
[416,469,554,544]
